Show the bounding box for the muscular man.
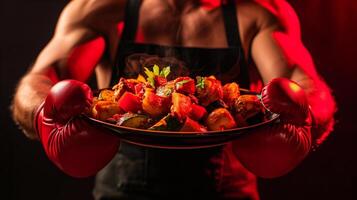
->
[12,0,336,199]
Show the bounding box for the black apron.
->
[94,0,258,199]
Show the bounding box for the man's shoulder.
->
[58,0,127,34]
[236,0,299,32]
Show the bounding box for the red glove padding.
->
[34,80,120,178]
[233,78,312,178]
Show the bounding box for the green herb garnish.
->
[144,67,155,88]
[144,65,171,88]
[176,79,190,87]
[153,65,160,76]
[196,76,205,89]
[164,88,174,96]
[160,66,171,78]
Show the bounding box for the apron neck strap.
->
[221,0,242,48]
[121,0,142,42]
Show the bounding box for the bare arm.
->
[251,1,336,143]
[12,0,126,139]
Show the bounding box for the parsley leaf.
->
[153,64,160,76]
[164,88,173,96]
[196,76,205,89]
[144,65,171,88]
[176,79,190,87]
[144,67,155,88]
[160,66,171,78]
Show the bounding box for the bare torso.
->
[96,0,277,88]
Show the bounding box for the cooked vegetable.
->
[171,92,192,122]
[149,114,182,131]
[117,113,151,128]
[113,78,126,101]
[206,108,237,131]
[180,117,207,132]
[223,82,240,107]
[142,88,171,118]
[156,80,175,97]
[137,74,146,83]
[233,95,266,127]
[154,76,167,87]
[189,104,207,121]
[206,99,229,113]
[92,101,122,121]
[134,83,145,97]
[113,78,141,100]
[196,76,205,89]
[196,76,223,106]
[118,92,142,113]
[144,65,170,88]
[174,77,195,95]
[98,89,115,101]
[90,65,269,133]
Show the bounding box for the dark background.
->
[1,0,356,199]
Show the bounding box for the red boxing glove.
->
[232,78,312,178]
[35,80,120,178]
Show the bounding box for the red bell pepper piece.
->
[174,77,196,95]
[189,104,207,121]
[117,92,142,113]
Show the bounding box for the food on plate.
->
[90,65,269,132]
[196,76,223,106]
[232,95,267,127]
[92,100,121,121]
[116,113,151,129]
[142,88,171,118]
[206,108,237,131]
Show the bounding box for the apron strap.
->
[222,0,250,88]
[111,0,142,85]
[121,0,142,42]
[221,0,241,47]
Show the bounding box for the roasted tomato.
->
[206,108,237,131]
[222,82,240,107]
[92,101,122,121]
[196,76,223,106]
[142,88,171,118]
[171,92,192,122]
[233,95,265,126]
[174,77,196,95]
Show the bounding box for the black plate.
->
[83,112,280,149]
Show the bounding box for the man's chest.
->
[106,1,257,64]
[137,2,228,48]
